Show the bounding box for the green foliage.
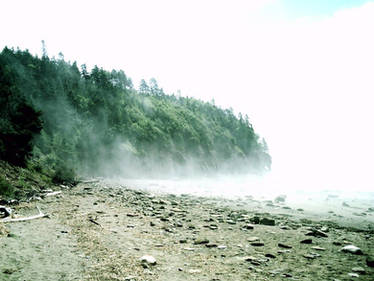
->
[52,160,76,185]
[0,46,271,177]
[0,175,14,198]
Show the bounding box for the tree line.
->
[0,47,271,183]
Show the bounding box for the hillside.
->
[0,47,271,183]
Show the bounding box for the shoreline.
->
[1,180,373,280]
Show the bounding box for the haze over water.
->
[2,0,373,200]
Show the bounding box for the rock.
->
[243,256,262,265]
[351,267,365,274]
[341,245,363,255]
[300,239,313,244]
[247,237,260,242]
[274,195,286,203]
[139,255,156,266]
[303,252,321,259]
[259,217,275,226]
[188,269,201,274]
[347,273,359,278]
[243,224,254,230]
[251,242,265,247]
[297,208,304,211]
[278,243,292,249]
[124,276,137,281]
[205,243,218,248]
[227,220,236,225]
[250,216,260,224]
[342,202,350,207]
[305,229,328,238]
[265,253,276,259]
[194,238,209,245]
[184,247,195,251]
[366,256,374,267]
[311,246,326,251]
[217,245,227,250]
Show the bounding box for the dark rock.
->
[265,253,276,259]
[250,216,260,224]
[366,256,374,267]
[259,217,275,226]
[251,242,264,247]
[274,195,286,203]
[300,239,312,244]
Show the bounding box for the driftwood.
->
[44,191,62,197]
[0,206,48,223]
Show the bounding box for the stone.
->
[351,267,365,274]
[139,255,156,266]
[259,217,275,226]
[305,229,328,238]
[194,238,209,245]
[247,237,260,242]
[265,253,276,259]
[274,195,286,203]
[251,242,265,247]
[278,243,292,249]
[311,246,326,251]
[205,243,218,248]
[347,273,359,278]
[250,216,260,224]
[300,239,313,244]
[341,245,363,255]
[366,255,374,267]
[217,245,227,250]
[243,224,254,230]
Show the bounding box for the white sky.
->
[1,0,374,190]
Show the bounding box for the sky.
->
[1,0,374,190]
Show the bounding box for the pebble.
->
[366,255,374,267]
[205,243,218,248]
[251,242,264,247]
[194,238,209,245]
[243,224,254,230]
[305,229,328,238]
[311,246,325,251]
[351,267,365,274]
[247,236,260,242]
[265,253,276,259]
[278,243,292,249]
[139,255,157,266]
[217,245,227,250]
[300,239,313,244]
[341,245,363,255]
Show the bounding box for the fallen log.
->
[0,206,48,223]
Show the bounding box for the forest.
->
[0,47,271,184]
